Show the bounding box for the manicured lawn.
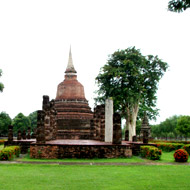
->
[0,145,4,150]
[0,164,190,190]
[19,155,146,163]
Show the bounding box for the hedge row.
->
[151,140,190,144]
[0,146,20,161]
[156,143,184,152]
[183,144,190,155]
[140,146,162,160]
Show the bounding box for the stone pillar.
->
[113,113,122,144]
[36,110,46,143]
[27,127,31,139]
[105,98,113,143]
[22,130,26,140]
[17,130,22,140]
[140,112,150,144]
[8,125,13,143]
[125,130,129,141]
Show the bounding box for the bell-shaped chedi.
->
[55,48,93,139]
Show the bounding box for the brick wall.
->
[30,144,132,159]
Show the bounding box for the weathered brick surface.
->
[30,144,132,159]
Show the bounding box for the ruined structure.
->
[36,96,57,143]
[55,48,93,140]
[140,113,151,144]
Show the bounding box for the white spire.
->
[65,46,77,74]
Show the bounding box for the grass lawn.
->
[19,154,146,163]
[18,151,188,163]
[0,145,4,150]
[0,164,190,190]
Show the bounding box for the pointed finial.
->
[65,46,77,74]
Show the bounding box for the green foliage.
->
[0,69,4,92]
[0,139,5,145]
[0,146,20,161]
[177,115,190,137]
[168,0,190,12]
[183,144,190,155]
[156,142,184,152]
[0,112,12,136]
[140,146,162,160]
[28,111,37,131]
[174,149,189,162]
[151,115,181,139]
[12,113,31,135]
[95,47,168,119]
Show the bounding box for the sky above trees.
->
[0,0,189,124]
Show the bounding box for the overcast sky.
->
[0,0,190,124]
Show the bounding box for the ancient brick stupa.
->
[55,48,93,139]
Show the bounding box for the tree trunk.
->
[126,103,139,141]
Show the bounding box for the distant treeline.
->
[0,111,37,136]
[151,115,190,141]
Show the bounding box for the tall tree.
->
[0,112,12,136]
[12,113,31,135]
[95,47,168,141]
[168,0,190,12]
[28,111,37,131]
[0,69,4,92]
[177,115,190,140]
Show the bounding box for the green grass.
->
[0,145,4,150]
[19,154,146,163]
[0,164,190,190]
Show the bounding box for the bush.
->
[174,149,189,162]
[156,143,184,152]
[183,144,190,155]
[0,146,20,161]
[140,146,162,160]
[0,139,5,145]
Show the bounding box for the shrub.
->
[0,146,20,161]
[156,143,184,152]
[183,144,190,155]
[0,139,5,145]
[140,146,162,160]
[174,149,189,162]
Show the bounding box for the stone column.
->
[8,125,13,143]
[105,98,113,143]
[27,127,31,139]
[113,113,122,144]
[140,112,150,144]
[17,130,22,140]
[36,110,46,143]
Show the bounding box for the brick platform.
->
[30,140,132,159]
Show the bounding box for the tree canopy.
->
[151,115,180,139]
[0,69,4,92]
[168,0,190,12]
[95,47,168,141]
[177,115,190,137]
[28,111,37,131]
[12,113,31,135]
[0,112,12,136]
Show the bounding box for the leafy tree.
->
[0,69,4,92]
[151,124,161,139]
[12,113,31,135]
[28,111,37,131]
[0,112,12,136]
[151,115,181,139]
[95,47,168,141]
[177,115,190,140]
[168,0,190,12]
